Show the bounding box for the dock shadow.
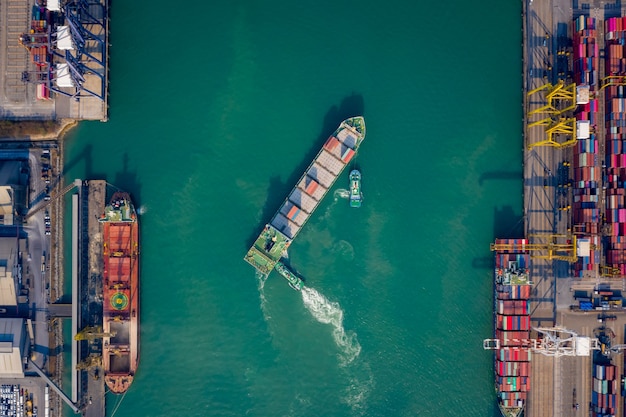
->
[244,93,365,250]
[478,170,522,186]
[493,205,524,239]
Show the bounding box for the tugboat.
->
[274,261,304,291]
[349,170,363,208]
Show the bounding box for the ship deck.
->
[101,215,139,393]
[244,117,366,275]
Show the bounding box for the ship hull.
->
[100,192,140,394]
[349,169,362,208]
[245,117,366,276]
[492,239,531,417]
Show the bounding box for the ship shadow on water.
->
[471,205,524,270]
[109,153,142,209]
[244,93,365,250]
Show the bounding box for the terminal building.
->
[0,319,28,379]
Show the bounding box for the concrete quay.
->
[522,0,626,416]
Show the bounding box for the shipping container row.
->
[605,16,626,33]
[604,139,626,155]
[494,253,528,269]
[569,222,599,235]
[496,300,529,315]
[496,284,532,300]
[573,195,599,205]
[606,249,626,263]
[574,151,598,169]
[591,409,616,417]
[606,175,626,187]
[576,15,597,31]
[605,153,626,168]
[497,376,530,392]
[493,240,528,257]
[497,348,531,362]
[593,364,616,380]
[591,391,616,411]
[499,391,527,408]
[593,377,618,394]
[495,330,530,346]
[572,207,600,223]
[496,360,530,377]
[36,84,50,101]
[576,137,599,154]
[604,208,626,222]
[496,314,530,331]
[30,19,47,33]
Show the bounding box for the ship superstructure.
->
[99,192,140,394]
[244,117,366,279]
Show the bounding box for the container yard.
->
[488,0,626,416]
[0,0,109,120]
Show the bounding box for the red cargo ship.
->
[484,239,532,417]
[100,192,140,394]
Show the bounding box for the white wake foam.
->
[256,271,270,320]
[301,287,361,365]
[136,205,147,215]
[334,188,350,200]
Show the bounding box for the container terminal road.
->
[484,0,626,417]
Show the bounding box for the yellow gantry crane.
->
[527,117,579,149]
[526,82,590,149]
[74,326,116,341]
[527,80,579,116]
[490,234,578,262]
[600,75,626,90]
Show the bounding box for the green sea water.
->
[62,1,523,416]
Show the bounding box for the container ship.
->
[484,239,532,417]
[244,117,366,282]
[99,192,140,394]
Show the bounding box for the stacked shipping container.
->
[591,363,617,417]
[31,6,48,34]
[493,239,532,412]
[573,16,601,275]
[603,17,626,276]
[269,126,360,240]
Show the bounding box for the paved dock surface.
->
[0,0,108,120]
[80,180,106,417]
[523,1,626,416]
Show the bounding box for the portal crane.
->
[527,81,581,116]
[527,117,579,149]
[484,326,600,357]
[490,234,578,262]
[74,326,116,341]
[601,75,626,90]
[75,354,101,370]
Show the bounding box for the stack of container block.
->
[591,363,617,417]
[493,240,531,411]
[31,6,48,33]
[573,16,601,275]
[603,17,626,276]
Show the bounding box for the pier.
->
[516,0,626,416]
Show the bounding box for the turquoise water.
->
[62,1,523,416]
